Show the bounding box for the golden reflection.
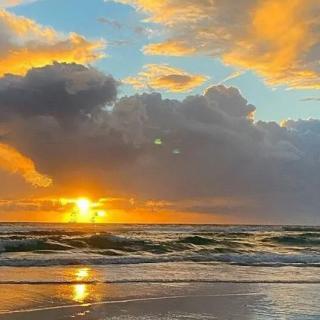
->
[73,284,89,303]
[72,267,91,303]
[75,267,90,281]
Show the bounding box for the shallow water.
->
[0,282,319,319]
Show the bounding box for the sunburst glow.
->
[61,197,108,223]
[76,198,91,215]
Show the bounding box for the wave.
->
[1,224,320,267]
[0,239,72,253]
[282,226,320,232]
[264,233,320,246]
[178,236,218,245]
[1,252,320,267]
[0,234,254,255]
[70,234,179,254]
[0,235,170,254]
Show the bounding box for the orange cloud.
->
[0,143,52,187]
[224,0,319,88]
[124,64,207,92]
[143,40,196,56]
[0,9,105,76]
[119,0,320,89]
[115,0,205,25]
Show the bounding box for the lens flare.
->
[97,210,106,217]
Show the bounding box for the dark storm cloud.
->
[1,63,320,223]
[0,63,118,126]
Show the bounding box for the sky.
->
[0,0,320,224]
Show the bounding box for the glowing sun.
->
[71,198,106,223]
[76,198,91,215]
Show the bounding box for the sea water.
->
[0,224,320,319]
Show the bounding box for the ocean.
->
[0,223,320,319]
[0,223,320,280]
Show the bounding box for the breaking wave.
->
[0,252,320,267]
[0,224,320,267]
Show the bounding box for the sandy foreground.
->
[0,282,319,319]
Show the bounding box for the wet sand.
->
[0,282,319,319]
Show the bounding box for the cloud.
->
[116,0,320,89]
[124,64,208,92]
[0,0,35,7]
[143,40,197,56]
[0,9,105,76]
[97,17,123,29]
[109,39,132,47]
[0,198,62,213]
[220,71,246,85]
[97,14,158,37]
[0,142,52,187]
[2,62,320,222]
[133,26,158,38]
[300,97,320,102]
[0,62,118,187]
[0,62,118,126]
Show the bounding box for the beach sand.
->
[0,282,319,319]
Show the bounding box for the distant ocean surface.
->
[1,223,320,284]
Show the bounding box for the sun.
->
[76,198,91,215]
[61,197,108,223]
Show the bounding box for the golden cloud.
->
[119,0,320,89]
[224,0,320,88]
[0,0,35,7]
[0,9,105,76]
[0,143,52,187]
[115,0,206,25]
[124,64,207,92]
[143,40,196,56]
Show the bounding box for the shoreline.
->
[0,292,265,316]
[0,282,319,319]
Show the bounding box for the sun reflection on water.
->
[73,284,89,303]
[72,267,91,303]
[76,268,90,281]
